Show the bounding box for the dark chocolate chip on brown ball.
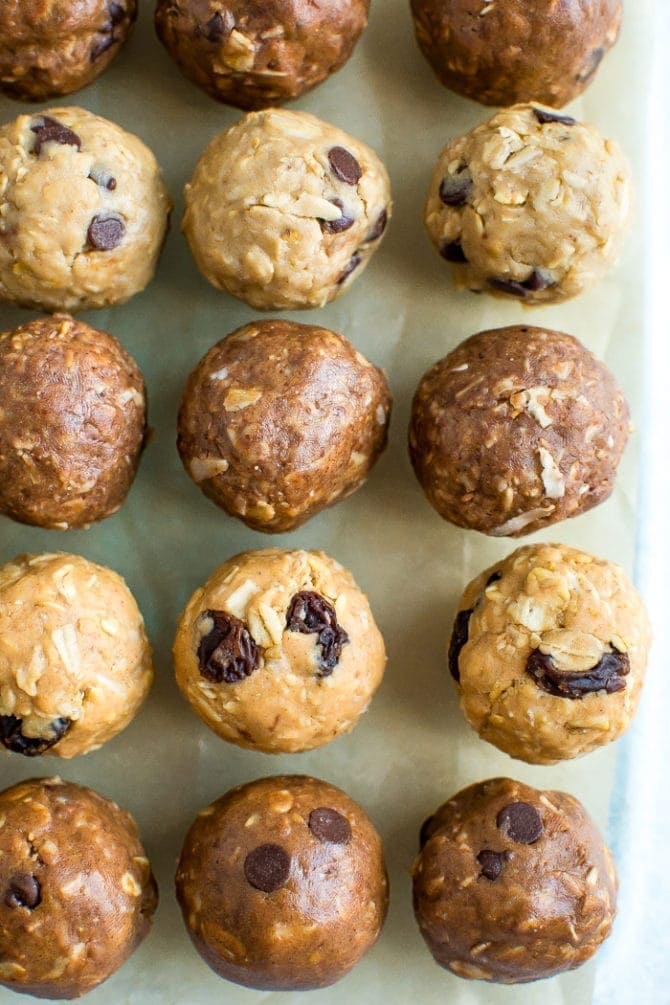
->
[5,874,42,910]
[497,802,544,844]
[244,844,291,893]
[476,849,508,881]
[328,147,362,185]
[308,807,352,845]
[200,10,235,42]
[197,610,261,684]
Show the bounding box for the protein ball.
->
[0,552,153,759]
[177,319,392,533]
[413,778,617,984]
[183,108,391,310]
[173,548,386,753]
[0,776,157,999]
[424,104,632,305]
[0,314,146,530]
[408,326,630,537]
[448,543,651,764]
[176,774,387,991]
[0,106,171,313]
[410,0,621,109]
[155,0,370,110]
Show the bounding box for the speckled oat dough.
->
[177,319,392,532]
[413,778,617,984]
[0,1,137,102]
[0,776,157,1000]
[424,104,632,304]
[448,544,651,764]
[183,108,391,310]
[176,774,388,991]
[409,326,630,537]
[173,549,386,753]
[0,314,146,530]
[0,553,153,759]
[155,0,370,110]
[410,0,621,109]
[0,106,171,313]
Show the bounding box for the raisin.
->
[526,648,630,698]
[440,239,467,262]
[0,715,71,756]
[285,591,349,676]
[197,611,260,683]
[448,609,472,682]
[5,874,41,910]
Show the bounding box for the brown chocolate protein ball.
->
[0,1,137,102]
[155,0,370,110]
[413,777,617,984]
[408,326,630,537]
[0,314,146,530]
[410,0,621,108]
[0,776,157,1000]
[178,319,392,532]
[176,775,388,991]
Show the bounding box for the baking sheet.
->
[0,2,654,1003]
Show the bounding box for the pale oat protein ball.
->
[173,549,386,753]
[0,553,154,759]
[183,109,391,310]
[448,544,651,764]
[413,777,617,984]
[424,104,632,304]
[176,775,388,990]
[0,106,171,313]
[0,776,157,1000]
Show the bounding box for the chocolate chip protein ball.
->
[0,106,171,313]
[0,314,146,530]
[0,1,137,102]
[413,777,617,984]
[449,543,651,764]
[410,0,621,109]
[0,552,153,759]
[409,326,630,537]
[176,774,388,990]
[155,0,370,110]
[183,109,391,310]
[424,104,632,304]
[173,549,386,752]
[0,776,157,999]
[177,319,392,532]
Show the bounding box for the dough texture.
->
[183,108,391,310]
[173,548,386,753]
[424,104,632,304]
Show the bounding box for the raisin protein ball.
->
[0,553,153,759]
[410,0,621,109]
[176,775,388,991]
[155,0,370,110]
[183,109,391,310]
[178,319,392,532]
[413,778,617,984]
[173,549,386,753]
[425,104,632,304]
[409,326,630,537]
[0,314,146,530]
[0,106,171,313]
[0,776,157,999]
[0,1,137,102]
[449,544,651,764]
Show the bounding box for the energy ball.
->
[0,106,171,313]
[173,548,386,753]
[448,543,651,764]
[408,326,630,537]
[0,776,157,999]
[176,774,388,991]
[424,104,632,305]
[413,777,617,984]
[155,0,370,110]
[0,1,137,102]
[0,314,147,530]
[0,552,154,759]
[183,108,391,310]
[177,319,392,532]
[410,0,621,109]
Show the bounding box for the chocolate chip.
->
[366,209,388,242]
[577,47,605,83]
[328,147,362,186]
[244,844,290,893]
[88,167,117,190]
[0,715,71,756]
[91,35,117,61]
[419,815,437,849]
[497,802,543,844]
[522,269,554,292]
[488,277,530,298]
[526,648,630,699]
[439,169,473,206]
[308,807,352,844]
[337,252,362,285]
[320,198,355,234]
[109,2,126,24]
[197,610,261,684]
[533,108,577,127]
[477,849,508,881]
[488,270,555,297]
[200,10,235,42]
[486,571,502,587]
[440,240,467,263]
[5,874,41,910]
[286,591,349,675]
[31,117,81,155]
[448,609,472,683]
[87,215,125,251]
